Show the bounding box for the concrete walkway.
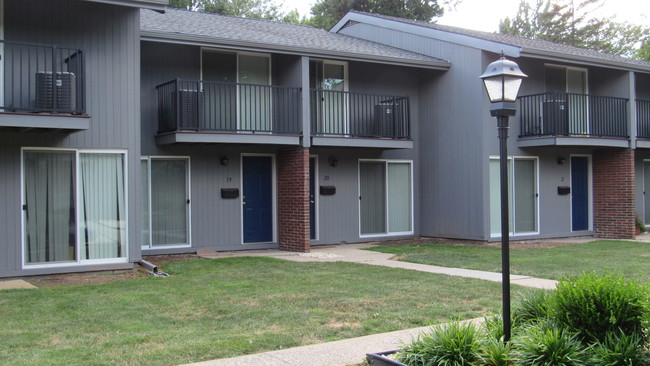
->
[188,242,564,366]
[199,243,558,290]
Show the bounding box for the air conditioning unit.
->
[173,89,204,129]
[543,100,568,135]
[35,72,76,112]
[374,102,401,137]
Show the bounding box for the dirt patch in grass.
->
[23,253,198,288]
[26,269,145,288]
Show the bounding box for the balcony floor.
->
[311,136,413,149]
[0,112,89,131]
[156,131,301,145]
[518,135,630,148]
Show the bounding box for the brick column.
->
[277,147,310,252]
[593,148,635,239]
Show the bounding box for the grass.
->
[0,257,505,366]
[369,240,650,282]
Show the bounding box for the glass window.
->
[24,151,76,264]
[141,158,190,248]
[490,157,538,236]
[79,153,126,260]
[360,161,412,236]
[23,150,127,265]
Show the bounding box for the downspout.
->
[137,259,170,277]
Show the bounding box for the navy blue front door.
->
[309,157,316,240]
[243,156,273,243]
[571,156,589,231]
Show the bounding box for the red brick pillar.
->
[593,148,636,239]
[277,147,311,252]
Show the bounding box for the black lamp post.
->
[479,52,527,343]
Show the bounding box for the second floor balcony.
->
[0,40,88,131]
[518,92,629,148]
[637,100,650,140]
[155,78,412,148]
[155,78,302,145]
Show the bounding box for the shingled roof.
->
[334,11,650,72]
[140,8,450,70]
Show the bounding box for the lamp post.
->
[479,52,527,343]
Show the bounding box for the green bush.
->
[511,320,588,366]
[551,272,650,344]
[396,321,481,366]
[512,290,552,326]
[479,336,512,366]
[590,330,650,366]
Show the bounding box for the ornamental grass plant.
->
[393,272,650,366]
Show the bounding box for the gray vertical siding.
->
[141,41,425,249]
[339,22,489,240]
[0,0,141,277]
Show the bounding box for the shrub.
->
[511,320,588,366]
[590,330,650,366]
[551,272,650,344]
[396,321,481,366]
[479,336,512,366]
[512,289,552,326]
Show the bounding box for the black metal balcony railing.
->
[519,92,628,138]
[1,40,85,114]
[310,89,410,139]
[156,78,301,134]
[637,100,650,139]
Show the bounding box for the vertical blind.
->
[490,158,537,236]
[360,161,412,235]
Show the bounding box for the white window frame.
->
[569,154,593,232]
[489,155,540,238]
[21,147,129,269]
[358,159,414,238]
[141,156,192,250]
[240,153,277,245]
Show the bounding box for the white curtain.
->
[24,151,76,263]
[387,163,412,233]
[79,153,126,260]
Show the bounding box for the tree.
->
[309,0,451,30]
[168,0,297,22]
[499,0,649,60]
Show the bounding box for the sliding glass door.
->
[490,157,538,236]
[359,160,412,236]
[23,150,127,265]
[141,157,190,248]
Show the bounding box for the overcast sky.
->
[280,0,649,32]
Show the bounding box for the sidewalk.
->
[187,242,563,365]
[198,243,559,290]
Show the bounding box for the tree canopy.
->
[499,0,650,60]
[309,0,448,30]
[168,0,308,22]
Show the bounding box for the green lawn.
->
[0,257,505,366]
[369,240,650,282]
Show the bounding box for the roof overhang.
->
[331,12,522,59]
[141,30,451,70]
[85,0,166,11]
[332,12,650,74]
[519,49,650,74]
